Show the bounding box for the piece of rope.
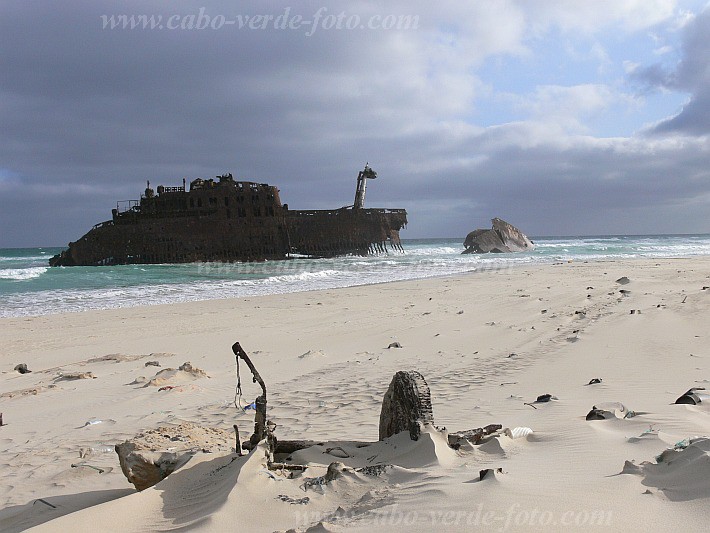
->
[234,354,244,410]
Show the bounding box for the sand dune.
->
[2,258,710,531]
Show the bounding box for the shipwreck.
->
[49,165,407,266]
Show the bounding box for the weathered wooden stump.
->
[379,370,434,441]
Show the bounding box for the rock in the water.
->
[462,218,534,254]
[379,370,434,441]
[114,422,232,490]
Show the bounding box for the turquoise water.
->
[2,235,710,317]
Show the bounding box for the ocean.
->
[2,235,710,318]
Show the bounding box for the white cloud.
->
[497,84,640,134]
[623,60,641,73]
[671,8,697,29]
[520,0,678,34]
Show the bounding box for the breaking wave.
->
[0,267,48,281]
[2,235,710,317]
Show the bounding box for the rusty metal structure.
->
[49,165,407,266]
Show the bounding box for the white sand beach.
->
[2,258,710,531]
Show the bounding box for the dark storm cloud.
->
[0,1,402,245]
[1,1,709,247]
[635,7,710,135]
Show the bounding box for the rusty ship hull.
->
[49,170,407,266]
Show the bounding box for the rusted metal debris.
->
[14,363,31,374]
[233,424,243,456]
[232,343,500,456]
[232,342,268,452]
[479,467,504,481]
[448,424,504,448]
[49,166,407,266]
[113,342,508,490]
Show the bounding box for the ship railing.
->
[112,208,220,224]
[116,199,140,213]
[92,220,114,229]
[287,208,407,217]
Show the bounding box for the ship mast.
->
[353,163,377,209]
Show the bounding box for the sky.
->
[1,0,709,247]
